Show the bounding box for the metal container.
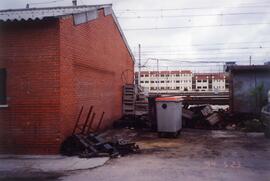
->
[156,97,182,136]
[148,95,159,131]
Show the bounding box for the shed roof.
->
[0,5,109,21]
[0,4,135,63]
[228,65,270,72]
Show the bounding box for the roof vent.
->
[72,0,77,6]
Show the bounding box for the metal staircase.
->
[122,84,136,115]
[122,84,148,116]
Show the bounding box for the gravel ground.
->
[61,129,270,181]
[1,129,269,181]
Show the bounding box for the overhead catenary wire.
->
[134,51,270,55]
[135,57,268,62]
[123,22,270,31]
[117,12,270,19]
[132,46,269,53]
[114,4,270,12]
[116,4,270,70]
[134,55,269,60]
[129,41,270,49]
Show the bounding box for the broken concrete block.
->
[206,113,221,126]
[201,105,213,117]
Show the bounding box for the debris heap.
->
[60,105,140,158]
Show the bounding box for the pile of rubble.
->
[183,105,225,129]
[182,105,264,132]
[60,105,140,158]
[182,104,265,131]
[60,133,140,158]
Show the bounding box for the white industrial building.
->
[136,71,228,93]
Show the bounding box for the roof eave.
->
[111,10,135,63]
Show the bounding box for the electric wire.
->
[123,22,270,31]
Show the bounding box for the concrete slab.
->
[0,155,109,172]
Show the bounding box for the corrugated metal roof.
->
[0,5,110,22]
[0,4,135,63]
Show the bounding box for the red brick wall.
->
[59,10,134,140]
[0,19,62,154]
[0,10,134,154]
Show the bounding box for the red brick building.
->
[0,5,134,154]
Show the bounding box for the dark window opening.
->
[0,69,7,105]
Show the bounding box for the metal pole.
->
[157,59,160,94]
[138,44,141,87]
[249,55,252,65]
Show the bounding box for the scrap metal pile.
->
[60,106,140,158]
[182,104,265,131]
[183,105,227,129]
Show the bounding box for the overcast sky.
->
[1,0,270,72]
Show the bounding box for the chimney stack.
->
[72,0,77,6]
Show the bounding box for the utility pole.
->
[249,55,252,65]
[138,44,141,87]
[157,59,160,94]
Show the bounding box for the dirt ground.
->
[1,129,270,181]
[60,129,270,181]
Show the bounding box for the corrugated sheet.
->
[0,4,135,63]
[0,5,109,22]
